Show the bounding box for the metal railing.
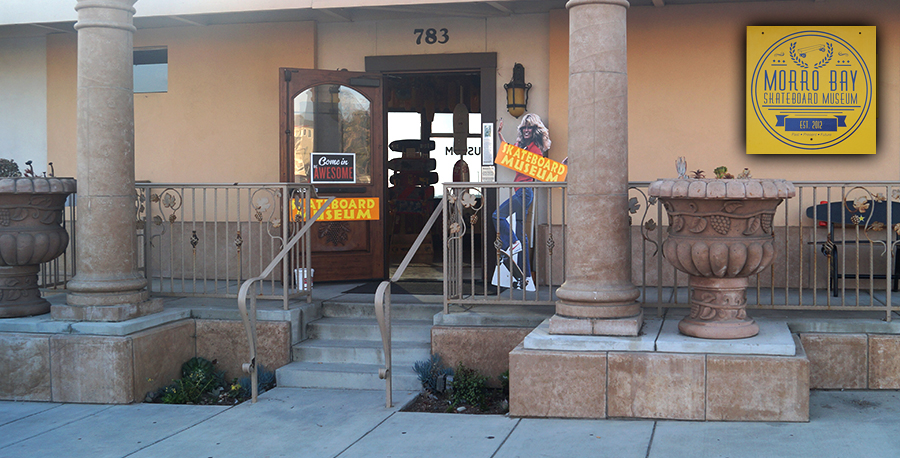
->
[236,191,335,402]
[439,181,900,321]
[39,193,76,290]
[136,183,319,308]
[442,182,567,313]
[374,199,443,408]
[631,181,900,321]
[38,180,900,323]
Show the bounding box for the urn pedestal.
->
[649,178,795,339]
[0,177,77,318]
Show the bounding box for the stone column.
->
[550,0,641,336]
[54,0,160,322]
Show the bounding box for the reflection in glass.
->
[386,112,483,197]
[293,85,371,183]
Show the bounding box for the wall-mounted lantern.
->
[504,63,531,118]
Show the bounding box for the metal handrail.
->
[374,199,444,408]
[237,194,335,403]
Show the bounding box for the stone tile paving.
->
[650,391,900,458]
[129,389,416,458]
[0,389,898,458]
[0,403,227,458]
[494,418,654,458]
[0,404,111,449]
[340,412,518,458]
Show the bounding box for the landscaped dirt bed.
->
[401,389,509,415]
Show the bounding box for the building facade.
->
[1,0,899,410]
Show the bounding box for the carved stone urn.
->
[0,177,76,318]
[649,178,795,339]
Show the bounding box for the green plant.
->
[413,354,453,394]
[181,357,223,381]
[450,363,488,408]
[160,357,225,404]
[498,370,510,398]
[236,364,277,398]
[713,166,729,179]
[161,370,218,404]
[0,159,21,178]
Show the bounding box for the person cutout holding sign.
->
[493,114,552,290]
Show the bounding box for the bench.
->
[806,200,900,296]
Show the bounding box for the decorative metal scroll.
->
[840,186,900,256]
[629,185,660,256]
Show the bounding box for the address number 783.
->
[414,28,449,45]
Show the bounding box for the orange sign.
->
[495,142,567,182]
[294,197,380,221]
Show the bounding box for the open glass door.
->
[280,68,385,281]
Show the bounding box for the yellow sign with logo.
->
[495,142,567,182]
[293,197,379,221]
[747,26,876,154]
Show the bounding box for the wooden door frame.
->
[279,68,387,280]
[278,68,385,184]
[365,53,498,273]
[364,52,496,125]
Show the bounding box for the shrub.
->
[413,354,453,394]
[160,357,225,405]
[498,370,510,398]
[236,364,276,398]
[450,363,488,409]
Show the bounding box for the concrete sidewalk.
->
[1,388,899,458]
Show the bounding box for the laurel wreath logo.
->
[789,42,808,68]
[813,42,833,69]
[789,41,834,69]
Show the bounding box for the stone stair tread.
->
[311,317,432,326]
[294,339,429,349]
[281,297,435,391]
[321,301,442,319]
[280,361,417,374]
[276,361,424,391]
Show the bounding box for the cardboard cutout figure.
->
[492,114,551,291]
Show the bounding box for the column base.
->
[65,285,148,308]
[549,310,643,336]
[52,297,162,322]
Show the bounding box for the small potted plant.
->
[0,159,76,318]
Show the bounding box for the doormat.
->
[344,281,444,295]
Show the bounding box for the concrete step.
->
[276,361,422,391]
[322,300,443,321]
[292,338,431,366]
[307,317,432,342]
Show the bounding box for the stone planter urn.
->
[649,178,795,339]
[0,177,76,318]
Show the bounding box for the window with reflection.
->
[292,85,371,184]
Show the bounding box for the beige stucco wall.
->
[47,21,317,182]
[627,0,899,182]
[0,36,48,169]
[44,0,899,184]
[46,33,77,178]
[544,0,898,182]
[548,9,568,168]
[317,13,551,184]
